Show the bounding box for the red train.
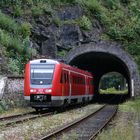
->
[24,59,94,111]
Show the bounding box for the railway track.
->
[0,111,53,127]
[39,105,118,140]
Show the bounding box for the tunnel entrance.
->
[65,42,140,100]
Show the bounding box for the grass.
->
[0,10,20,34]
[97,121,134,140]
[0,10,33,74]
[31,5,44,17]
[119,97,140,113]
[0,107,34,118]
[100,87,128,94]
[78,15,92,30]
[97,97,140,140]
[0,30,23,54]
[0,10,32,38]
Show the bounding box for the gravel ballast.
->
[0,104,103,140]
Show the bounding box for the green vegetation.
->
[0,94,28,113]
[0,11,19,34]
[57,50,67,57]
[97,121,134,140]
[120,97,140,113]
[76,0,140,70]
[99,72,128,94]
[100,72,128,91]
[100,87,128,94]
[78,15,92,30]
[31,5,44,17]
[0,106,34,116]
[0,9,34,74]
[0,101,8,113]
[97,97,140,140]
[0,0,140,74]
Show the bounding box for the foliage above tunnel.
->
[0,0,140,74]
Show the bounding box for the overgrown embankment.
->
[0,0,140,74]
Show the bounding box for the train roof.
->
[30,59,59,64]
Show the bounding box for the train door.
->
[85,76,89,97]
[69,71,72,98]
[61,69,70,96]
[89,77,94,95]
[86,76,93,101]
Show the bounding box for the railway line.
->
[0,111,53,127]
[39,105,117,140]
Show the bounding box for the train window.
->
[30,64,55,85]
[31,69,53,79]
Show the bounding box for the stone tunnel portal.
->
[65,42,140,98]
[68,52,130,96]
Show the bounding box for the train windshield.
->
[30,64,55,85]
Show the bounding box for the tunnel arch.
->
[65,42,140,97]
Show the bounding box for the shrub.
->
[20,22,32,38]
[22,37,37,58]
[0,100,9,113]
[57,50,66,57]
[0,11,19,34]
[100,87,128,94]
[78,15,92,30]
[13,5,23,17]
[32,5,44,17]
[44,4,54,15]
[0,30,23,53]
[22,0,33,5]
[7,58,20,75]
[81,0,102,15]
[102,0,120,9]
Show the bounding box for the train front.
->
[24,59,58,109]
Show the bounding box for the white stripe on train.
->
[24,94,93,101]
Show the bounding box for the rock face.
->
[41,33,56,58]
[30,5,140,96]
[57,6,83,20]
[59,24,82,49]
[31,5,102,58]
[2,5,139,98]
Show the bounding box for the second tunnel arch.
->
[65,42,140,97]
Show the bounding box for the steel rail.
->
[39,105,107,140]
[0,112,53,127]
[0,111,36,121]
[89,105,118,140]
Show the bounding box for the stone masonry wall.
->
[0,77,27,109]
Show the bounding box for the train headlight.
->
[30,89,36,93]
[45,89,52,93]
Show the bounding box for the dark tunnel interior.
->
[69,52,131,103]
